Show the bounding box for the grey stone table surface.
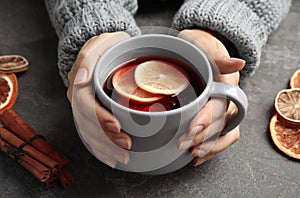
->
[0,0,299,198]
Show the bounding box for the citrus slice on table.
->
[290,68,300,88]
[0,55,29,73]
[274,88,300,126]
[0,73,18,114]
[134,60,189,95]
[269,114,300,159]
[112,65,163,103]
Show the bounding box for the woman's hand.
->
[67,32,132,168]
[177,29,245,166]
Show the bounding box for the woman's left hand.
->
[177,29,245,166]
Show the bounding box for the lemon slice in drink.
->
[134,60,189,95]
[112,65,163,103]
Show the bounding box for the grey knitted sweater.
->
[45,0,291,86]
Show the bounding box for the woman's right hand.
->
[177,29,245,166]
[66,32,132,168]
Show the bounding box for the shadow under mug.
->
[93,34,248,175]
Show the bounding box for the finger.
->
[72,85,121,133]
[94,152,117,168]
[178,96,240,150]
[225,101,238,121]
[178,98,240,150]
[79,129,117,168]
[80,129,130,165]
[178,113,226,150]
[74,110,130,150]
[193,155,214,167]
[105,131,132,150]
[218,72,240,86]
[75,107,132,161]
[68,32,129,89]
[79,114,131,149]
[190,126,240,158]
[178,98,227,150]
[189,98,227,136]
[192,127,240,166]
[76,32,130,68]
[178,29,245,74]
[214,57,245,74]
[74,32,130,86]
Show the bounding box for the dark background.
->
[0,0,299,197]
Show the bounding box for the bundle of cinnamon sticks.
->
[0,109,74,188]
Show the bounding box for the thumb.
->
[74,32,130,86]
[74,67,89,86]
[214,57,245,74]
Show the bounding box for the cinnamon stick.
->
[0,127,58,172]
[58,168,74,188]
[0,109,69,168]
[0,139,51,183]
[0,109,74,187]
[44,172,57,187]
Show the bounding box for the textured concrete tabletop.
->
[0,1,299,198]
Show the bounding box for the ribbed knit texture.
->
[45,0,140,86]
[172,0,291,76]
[45,0,291,86]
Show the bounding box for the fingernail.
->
[192,149,207,157]
[115,153,130,165]
[193,158,206,167]
[178,140,193,150]
[188,125,204,137]
[114,138,131,150]
[74,68,88,85]
[104,122,120,133]
[100,158,116,168]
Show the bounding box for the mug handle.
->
[210,82,248,135]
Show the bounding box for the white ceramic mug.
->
[93,34,248,174]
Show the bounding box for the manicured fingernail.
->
[100,158,116,168]
[192,149,207,157]
[114,138,131,150]
[193,158,206,167]
[179,140,193,150]
[74,68,88,85]
[188,125,204,137]
[115,153,130,165]
[104,122,120,133]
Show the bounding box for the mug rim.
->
[94,34,213,116]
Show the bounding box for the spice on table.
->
[0,55,29,73]
[0,109,69,168]
[0,127,58,172]
[289,68,300,88]
[269,68,300,160]
[0,73,18,114]
[0,56,74,187]
[0,109,74,187]
[0,139,51,182]
[58,167,74,188]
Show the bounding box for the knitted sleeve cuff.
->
[45,1,140,86]
[172,0,291,76]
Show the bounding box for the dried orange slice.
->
[112,65,163,103]
[0,55,29,73]
[0,73,18,114]
[269,114,300,159]
[275,88,300,126]
[290,69,300,88]
[134,60,189,95]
